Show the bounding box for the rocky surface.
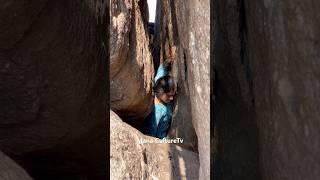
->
[214,0,320,179]
[0,1,107,179]
[110,0,154,124]
[246,1,320,179]
[154,0,210,179]
[110,110,199,180]
[0,151,32,180]
[153,0,198,152]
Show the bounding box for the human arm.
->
[154,58,173,82]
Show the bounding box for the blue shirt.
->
[144,64,173,139]
[144,103,173,139]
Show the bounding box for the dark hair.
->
[153,75,175,97]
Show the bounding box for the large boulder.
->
[214,0,320,179]
[153,0,210,179]
[153,0,198,153]
[0,1,107,179]
[110,0,154,124]
[110,110,199,180]
[0,151,32,180]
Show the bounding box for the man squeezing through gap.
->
[143,58,176,139]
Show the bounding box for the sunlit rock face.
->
[110,110,199,180]
[110,0,154,125]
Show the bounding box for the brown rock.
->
[0,151,32,180]
[110,110,199,180]
[214,0,320,179]
[213,0,261,179]
[246,1,320,179]
[153,0,210,179]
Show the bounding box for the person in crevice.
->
[143,59,176,139]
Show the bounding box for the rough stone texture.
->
[153,0,198,153]
[110,110,199,180]
[0,1,107,179]
[214,0,320,179]
[110,0,154,124]
[247,1,320,179]
[154,0,210,179]
[0,151,32,180]
[213,0,261,179]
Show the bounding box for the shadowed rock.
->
[110,0,154,125]
[0,1,108,179]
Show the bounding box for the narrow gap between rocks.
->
[110,0,207,179]
[116,0,199,154]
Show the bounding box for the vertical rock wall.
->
[154,0,198,152]
[154,0,210,179]
[213,0,261,179]
[214,0,320,179]
[110,110,199,180]
[110,0,154,124]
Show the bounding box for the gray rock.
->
[214,0,320,179]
